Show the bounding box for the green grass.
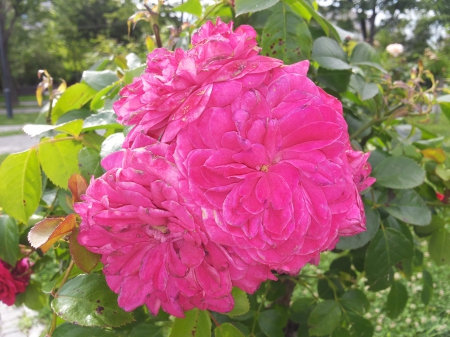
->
[0,94,37,103]
[0,113,39,125]
[0,130,23,137]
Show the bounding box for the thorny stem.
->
[251,282,271,336]
[153,24,162,48]
[350,116,390,140]
[31,136,79,150]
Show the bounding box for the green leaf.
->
[336,207,379,250]
[38,135,83,189]
[53,323,116,337]
[82,111,122,132]
[90,83,120,111]
[312,37,350,70]
[52,83,97,123]
[429,228,450,266]
[386,281,408,319]
[361,83,379,101]
[380,189,431,226]
[82,70,119,91]
[348,315,373,337]
[350,42,381,64]
[169,309,211,337]
[261,5,311,63]
[365,228,413,289]
[130,323,166,337]
[421,270,433,306]
[0,215,19,265]
[308,300,341,336]
[0,150,42,223]
[340,289,369,315]
[235,0,279,16]
[100,133,125,160]
[124,65,146,85]
[290,298,316,324]
[372,156,425,189]
[23,120,84,137]
[317,68,351,93]
[215,323,245,337]
[259,310,286,337]
[173,0,202,17]
[227,287,250,316]
[331,328,351,337]
[15,280,47,310]
[414,215,445,237]
[78,147,103,180]
[51,274,134,327]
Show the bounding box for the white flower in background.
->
[431,316,437,322]
[386,43,404,57]
[405,317,412,324]
[376,325,382,332]
[424,252,430,258]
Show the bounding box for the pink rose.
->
[114,18,282,146]
[75,148,273,317]
[174,65,373,274]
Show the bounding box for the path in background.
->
[0,303,46,337]
[0,100,42,155]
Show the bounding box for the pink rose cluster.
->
[0,258,32,306]
[75,19,374,317]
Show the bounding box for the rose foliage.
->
[75,19,374,317]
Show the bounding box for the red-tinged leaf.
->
[28,215,77,253]
[68,173,88,203]
[70,227,101,273]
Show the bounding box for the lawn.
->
[0,113,39,125]
[0,94,37,103]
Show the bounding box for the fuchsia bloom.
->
[0,259,32,306]
[75,148,274,317]
[114,18,281,146]
[76,18,374,316]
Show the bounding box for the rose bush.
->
[0,258,31,306]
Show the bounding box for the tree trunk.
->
[360,17,367,41]
[368,7,377,45]
[1,44,19,106]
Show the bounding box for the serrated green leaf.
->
[380,189,431,226]
[317,68,351,93]
[173,0,202,17]
[169,309,211,337]
[78,147,103,180]
[15,280,47,310]
[70,227,101,273]
[215,323,245,337]
[261,5,311,63]
[124,65,146,85]
[82,111,122,132]
[414,215,444,237]
[0,215,19,265]
[308,300,341,336]
[90,83,120,111]
[365,228,413,289]
[51,274,134,327]
[259,309,286,337]
[130,323,166,337]
[348,315,373,337]
[331,328,351,337]
[227,287,250,316]
[350,42,381,64]
[100,133,125,160]
[82,70,119,92]
[0,150,42,223]
[235,0,279,16]
[290,298,316,325]
[429,228,450,266]
[52,83,97,123]
[372,156,425,189]
[386,281,408,319]
[340,289,369,315]
[312,37,350,70]
[23,120,84,137]
[336,206,380,250]
[53,323,116,337]
[38,135,83,189]
[361,83,379,100]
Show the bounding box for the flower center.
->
[260,164,269,172]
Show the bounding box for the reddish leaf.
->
[28,215,76,253]
[69,227,101,273]
[68,173,88,203]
